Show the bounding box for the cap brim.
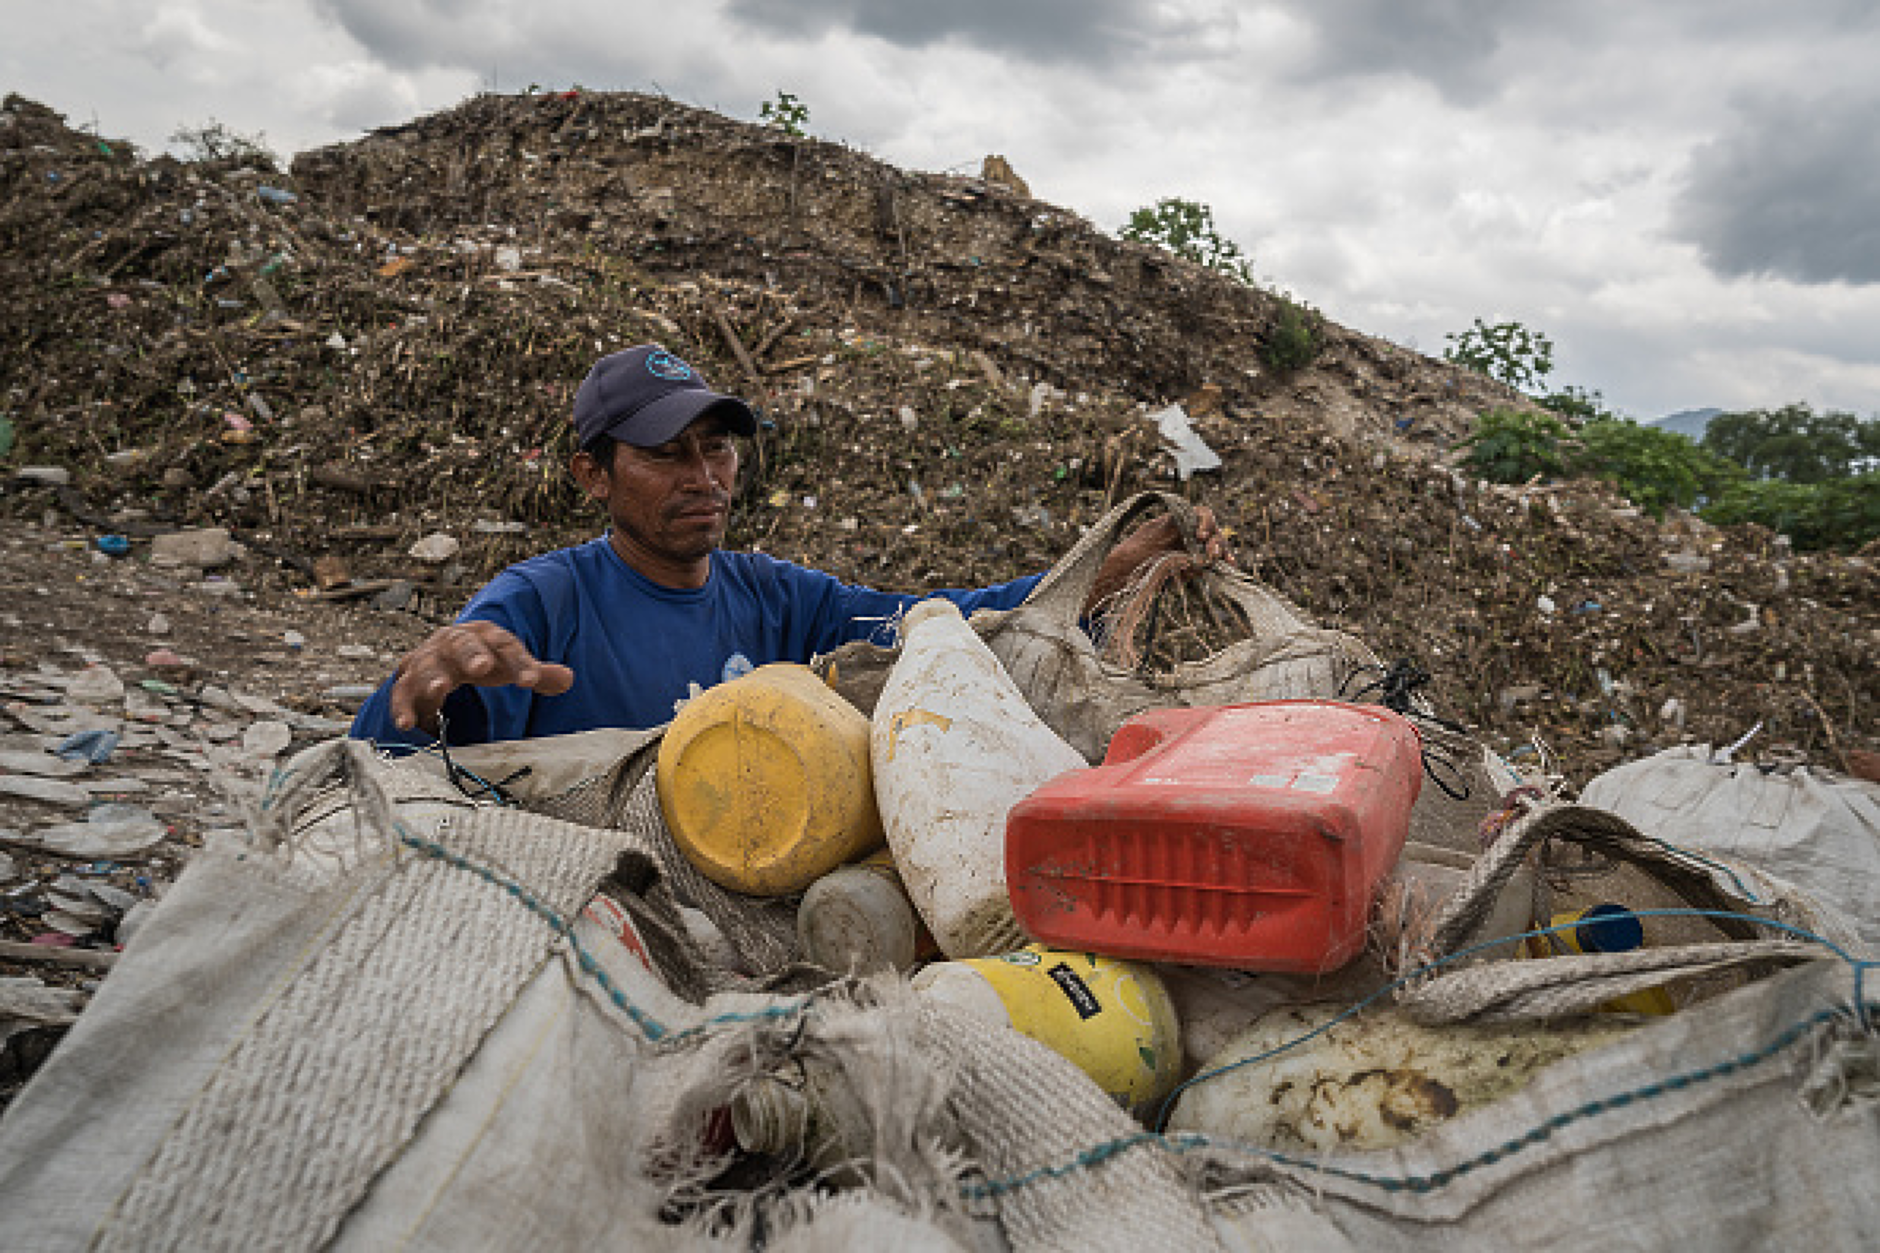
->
[606,390,758,447]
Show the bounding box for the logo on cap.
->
[646,351,693,382]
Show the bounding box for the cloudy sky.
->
[8,1,1879,421]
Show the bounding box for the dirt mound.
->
[2,89,1874,781]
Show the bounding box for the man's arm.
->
[382,620,574,734]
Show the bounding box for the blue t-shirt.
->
[349,537,1042,749]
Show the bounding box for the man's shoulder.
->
[476,538,612,603]
[710,549,840,594]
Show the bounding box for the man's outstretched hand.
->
[1084,506,1235,614]
[388,621,574,733]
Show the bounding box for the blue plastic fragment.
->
[95,534,131,557]
[56,728,121,765]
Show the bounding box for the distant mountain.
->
[1648,407,1723,440]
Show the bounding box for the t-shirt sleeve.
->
[782,564,1044,654]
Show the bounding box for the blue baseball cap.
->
[572,344,757,447]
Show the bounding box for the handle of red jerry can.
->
[1101,706,1213,765]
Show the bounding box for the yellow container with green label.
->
[911,944,1181,1114]
[657,663,884,895]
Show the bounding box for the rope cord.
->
[364,713,531,805]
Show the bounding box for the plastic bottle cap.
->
[899,597,962,634]
[1570,903,1644,954]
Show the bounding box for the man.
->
[349,344,1228,750]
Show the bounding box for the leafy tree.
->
[1444,319,1555,393]
[1702,403,1880,484]
[1536,384,1615,423]
[1574,418,1744,513]
[1702,475,1880,551]
[758,91,809,137]
[1120,198,1254,284]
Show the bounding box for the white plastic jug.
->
[870,599,1087,957]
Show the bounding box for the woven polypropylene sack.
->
[819,492,1387,763]
[390,724,804,981]
[1579,746,1880,952]
[0,742,998,1252]
[1193,956,1879,1251]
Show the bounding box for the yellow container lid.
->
[656,664,883,896]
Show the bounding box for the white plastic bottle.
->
[870,599,1088,958]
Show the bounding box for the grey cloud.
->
[311,0,509,72]
[1278,0,1514,101]
[1676,87,1880,285]
[723,0,1207,66]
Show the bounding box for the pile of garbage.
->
[2,90,1873,786]
[2,520,1872,1248]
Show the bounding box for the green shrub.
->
[1444,319,1554,393]
[1573,418,1744,514]
[1120,198,1254,285]
[1465,411,1746,516]
[1462,407,1571,483]
[759,91,809,137]
[1701,475,1880,551]
[1261,294,1323,374]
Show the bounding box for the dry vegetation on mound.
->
[3,90,1874,782]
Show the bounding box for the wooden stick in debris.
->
[0,940,119,971]
[1797,689,1852,774]
[751,315,798,362]
[709,303,766,399]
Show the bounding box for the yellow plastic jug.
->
[656,663,884,895]
[912,945,1181,1115]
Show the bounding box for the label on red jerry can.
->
[1005,700,1423,973]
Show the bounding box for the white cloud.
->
[137,5,237,72]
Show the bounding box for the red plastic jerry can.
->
[1005,700,1423,973]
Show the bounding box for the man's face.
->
[576,416,740,576]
